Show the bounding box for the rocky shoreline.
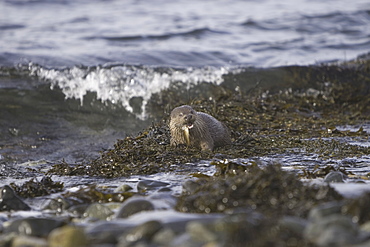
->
[2,164,370,247]
[1,59,370,246]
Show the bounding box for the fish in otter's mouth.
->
[183,123,194,129]
[181,122,194,145]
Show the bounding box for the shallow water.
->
[1,1,370,245]
[1,0,370,165]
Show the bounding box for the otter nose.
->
[184,114,193,121]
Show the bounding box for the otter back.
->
[197,112,231,149]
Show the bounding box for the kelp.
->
[47,60,370,178]
[176,164,342,217]
[10,176,64,198]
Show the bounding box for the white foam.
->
[31,63,234,119]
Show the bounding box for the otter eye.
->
[190,110,195,114]
[179,113,183,117]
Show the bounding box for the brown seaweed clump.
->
[10,176,64,198]
[46,60,370,178]
[47,124,215,178]
[176,164,343,218]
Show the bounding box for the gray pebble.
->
[118,220,162,247]
[0,185,30,211]
[115,197,155,219]
[137,179,170,192]
[278,216,308,236]
[48,226,87,247]
[115,184,133,193]
[182,180,201,194]
[304,215,358,246]
[187,221,218,243]
[4,217,65,237]
[324,171,345,183]
[83,203,114,221]
[85,221,135,244]
[152,228,176,245]
[308,201,343,222]
[12,235,48,247]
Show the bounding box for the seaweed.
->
[10,176,64,198]
[176,164,343,217]
[46,61,370,178]
[60,184,135,204]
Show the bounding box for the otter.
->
[169,105,231,151]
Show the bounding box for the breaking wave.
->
[27,63,239,119]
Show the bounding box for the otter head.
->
[170,105,197,130]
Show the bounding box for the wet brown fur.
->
[169,105,231,151]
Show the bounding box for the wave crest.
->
[30,63,235,119]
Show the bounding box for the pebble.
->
[148,193,177,209]
[48,225,88,247]
[324,171,345,183]
[137,179,170,192]
[360,221,370,232]
[0,232,16,247]
[67,204,90,217]
[0,185,30,211]
[83,203,114,221]
[278,216,308,236]
[181,180,201,194]
[304,214,358,246]
[43,197,71,213]
[187,221,218,243]
[307,201,343,222]
[118,220,162,246]
[4,217,65,237]
[12,235,48,247]
[115,197,155,219]
[152,228,176,245]
[115,184,133,193]
[85,221,135,244]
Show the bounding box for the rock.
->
[147,193,177,209]
[67,204,90,217]
[137,179,170,192]
[187,221,218,243]
[181,180,202,194]
[360,221,370,232]
[118,220,162,246]
[169,233,195,247]
[307,201,343,222]
[157,187,172,192]
[115,184,133,193]
[0,232,16,247]
[12,235,48,247]
[324,171,345,183]
[115,197,155,219]
[0,185,30,211]
[4,217,66,237]
[83,203,114,221]
[278,216,308,236]
[43,197,71,213]
[85,221,135,244]
[152,228,176,245]
[211,213,270,246]
[304,215,358,246]
[342,191,370,224]
[48,225,87,247]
